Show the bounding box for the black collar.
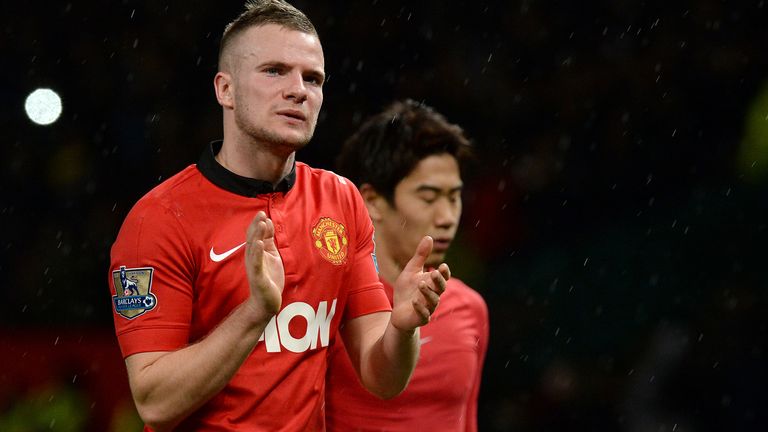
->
[197,141,296,197]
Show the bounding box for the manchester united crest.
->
[312,217,348,265]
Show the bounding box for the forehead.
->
[401,153,462,187]
[233,23,324,69]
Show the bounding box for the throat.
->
[216,140,295,183]
[376,254,403,288]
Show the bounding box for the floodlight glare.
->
[24,88,63,126]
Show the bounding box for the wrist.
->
[241,297,278,328]
[389,320,419,338]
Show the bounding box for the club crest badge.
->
[111,266,157,319]
[311,217,348,265]
[371,232,379,273]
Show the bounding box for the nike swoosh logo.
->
[209,242,246,262]
[419,336,433,346]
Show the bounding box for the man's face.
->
[227,24,325,150]
[376,153,463,268]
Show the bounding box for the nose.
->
[434,198,460,229]
[283,71,307,103]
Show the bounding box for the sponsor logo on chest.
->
[259,299,337,353]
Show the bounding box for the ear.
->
[358,183,387,222]
[214,71,234,109]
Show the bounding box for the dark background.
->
[2,1,767,431]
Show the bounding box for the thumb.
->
[402,236,433,274]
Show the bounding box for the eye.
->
[418,192,438,204]
[304,74,324,86]
[264,67,281,76]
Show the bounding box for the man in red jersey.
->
[107,2,449,431]
[327,100,489,431]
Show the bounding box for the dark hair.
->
[336,99,472,203]
[218,0,317,70]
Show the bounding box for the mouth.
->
[276,109,307,121]
[432,237,453,252]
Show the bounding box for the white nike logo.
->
[209,242,246,262]
[419,336,433,346]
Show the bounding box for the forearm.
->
[127,300,271,431]
[360,321,420,399]
[359,237,448,398]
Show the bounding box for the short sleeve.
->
[342,183,391,322]
[108,197,195,358]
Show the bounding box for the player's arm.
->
[125,212,282,431]
[126,302,268,431]
[342,236,449,399]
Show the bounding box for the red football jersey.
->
[326,277,489,432]
[109,142,391,431]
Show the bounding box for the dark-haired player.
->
[327,100,489,431]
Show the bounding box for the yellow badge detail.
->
[312,217,348,265]
[111,266,157,319]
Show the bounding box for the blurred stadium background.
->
[1,1,767,430]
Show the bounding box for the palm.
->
[259,236,285,303]
[245,212,285,315]
[391,270,430,330]
[390,236,449,332]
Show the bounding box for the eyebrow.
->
[414,185,463,194]
[259,61,326,82]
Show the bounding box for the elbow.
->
[134,400,178,432]
[376,388,405,400]
[365,381,408,400]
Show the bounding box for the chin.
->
[244,123,313,150]
[278,130,313,148]
[426,253,447,269]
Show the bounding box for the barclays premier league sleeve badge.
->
[111,266,157,319]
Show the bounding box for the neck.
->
[217,136,295,184]
[372,238,402,287]
[378,256,402,287]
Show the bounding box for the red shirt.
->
[326,277,489,431]
[109,142,390,431]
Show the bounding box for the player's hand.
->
[244,211,284,320]
[390,236,450,332]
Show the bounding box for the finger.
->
[249,239,265,273]
[412,300,431,325]
[246,218,268,270]
[247,211,268,240]
[251,220,268,243]
[427,270,447,296]
[264,217,275,240]
[419,282,440,310]
[402,236,434,274]
[438,263,451,281]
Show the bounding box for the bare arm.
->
[342,236,450,399]
[125,212,283,431]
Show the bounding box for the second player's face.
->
[377,153,463,269]
[230,24,325,150]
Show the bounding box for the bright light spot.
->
[24,88,62,125]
